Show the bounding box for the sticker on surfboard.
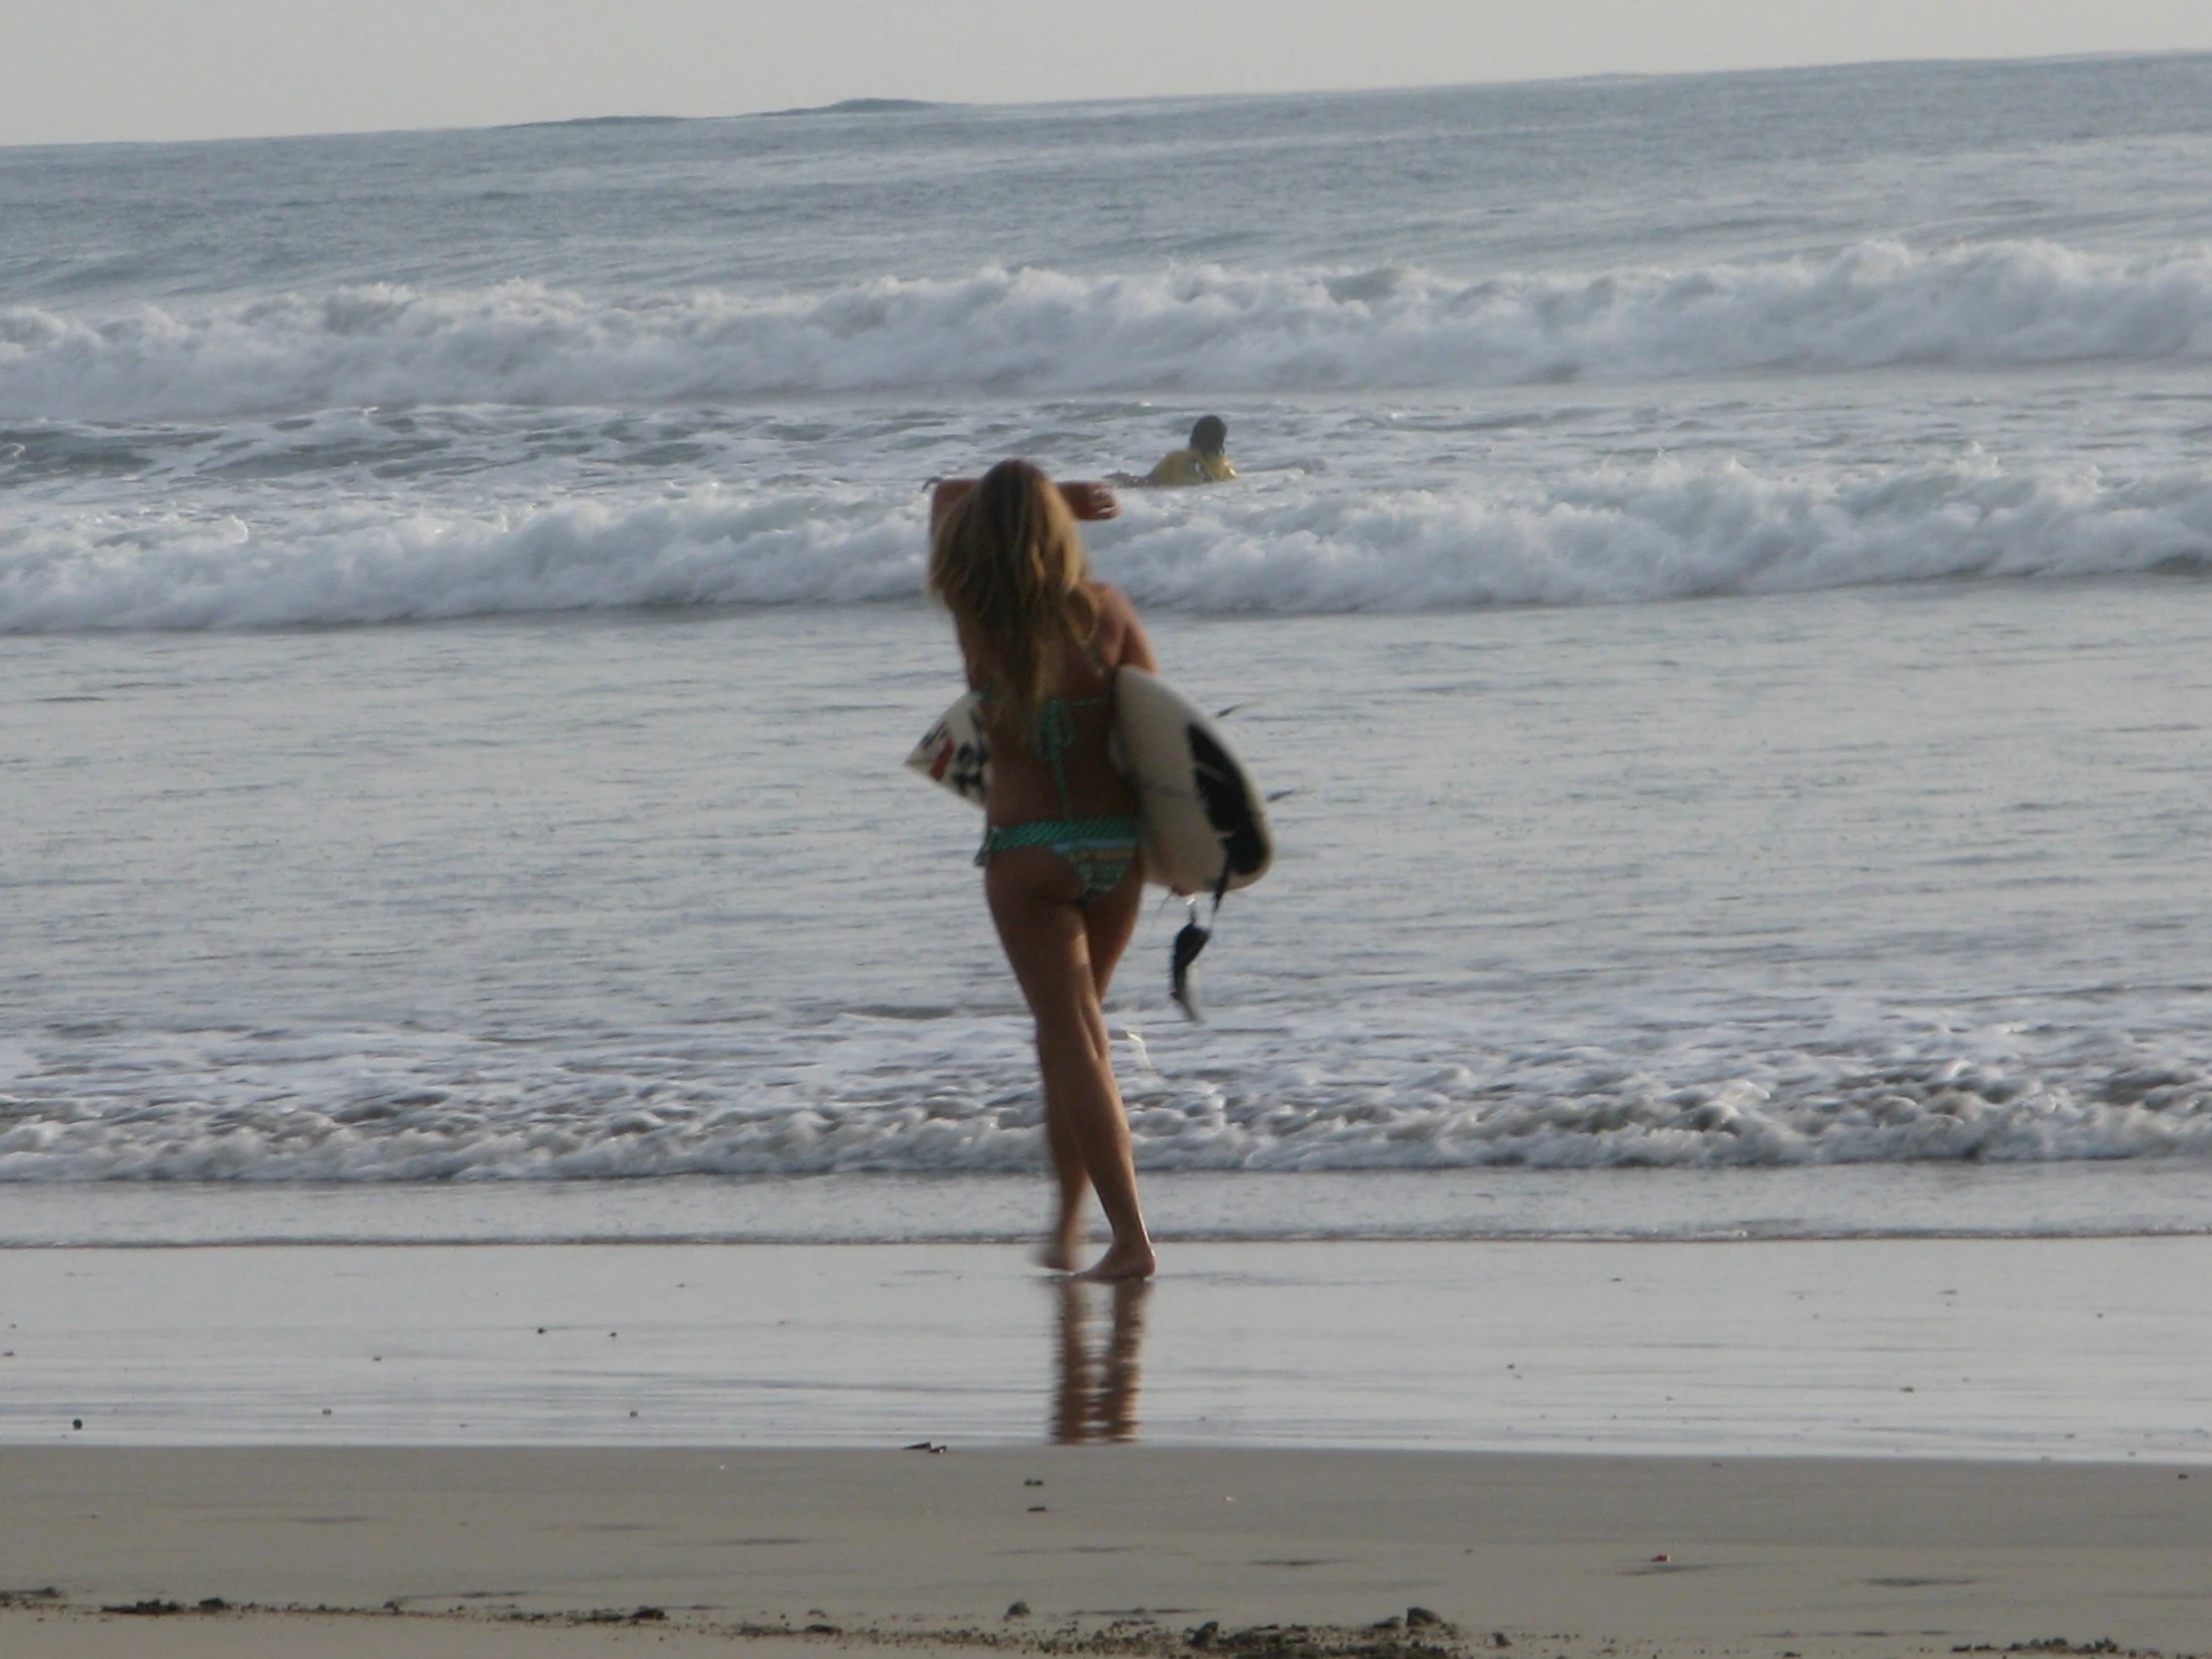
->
[904,668,1272,894]
[905,691,991,807]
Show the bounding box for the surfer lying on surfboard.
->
[1109,414,1237,488]
[928,461,1160,1283]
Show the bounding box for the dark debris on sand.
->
[1186,1621,1461,1659]
[717,1612,1474,1659]
[1953,1643,2178,1659]
[899,1613,1472,1659]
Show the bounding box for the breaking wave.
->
[6,240,2212,418]
[6,451,2210,631]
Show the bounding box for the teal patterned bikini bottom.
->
[978,815,1142,903]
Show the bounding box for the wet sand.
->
[3,1445,2210,1657]
[6,1239,2208,1654]
[7,1239,2211,1457]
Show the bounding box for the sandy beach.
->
[5,1240,2210,1656]
[3,1444,2208,1657]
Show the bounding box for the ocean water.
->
[5,54,2212,1248]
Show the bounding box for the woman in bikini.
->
[928,459,1158,1282]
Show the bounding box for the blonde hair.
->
[928,459,1099,740]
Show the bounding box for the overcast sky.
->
[7,0,2212,149]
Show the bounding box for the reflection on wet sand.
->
[1052,1279,1149,1442]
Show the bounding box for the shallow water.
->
[6,582,2210,1209]
[5,53,2212,1237]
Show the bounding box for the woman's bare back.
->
[976,583,1158,829]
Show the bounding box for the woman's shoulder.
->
[1082,582,1156,673]
[1083,581,1138,638]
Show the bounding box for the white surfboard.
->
[1113,668,1273,894]
[904,669,1272,894]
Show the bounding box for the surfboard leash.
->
[1169,866,1232,1023]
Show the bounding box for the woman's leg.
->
[1038,1076,1090,1274]
[1032,857,1143,1270]
[997,857,1097,1272]
[987,850,1155,1281]
[1083,858,1144,1000]
[1042,862,1142,1268]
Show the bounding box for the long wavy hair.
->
[928,459,1099,741]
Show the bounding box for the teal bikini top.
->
[1034,688,1111,819]
[982,641,1113,819]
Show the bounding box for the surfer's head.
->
[1189,415,1228,456]
[928,458,1099,738]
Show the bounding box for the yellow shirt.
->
[1145,448,1237,487]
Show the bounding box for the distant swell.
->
[6,240,2212,417]
[5,453,2211,630]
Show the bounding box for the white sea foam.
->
[1099,453,2212,609]
[0,487,927,631]
[6,241,2212,418]
[2,1001,2207,1183]
[6,452,2209,631]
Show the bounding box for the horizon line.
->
[3,44,2205,157]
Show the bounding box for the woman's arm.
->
[929,477,1120,529]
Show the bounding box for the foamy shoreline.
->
[8,1166,2212,1248]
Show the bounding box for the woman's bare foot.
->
[1076,1238,1157,1282]
[1037,1208,1087,1274]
